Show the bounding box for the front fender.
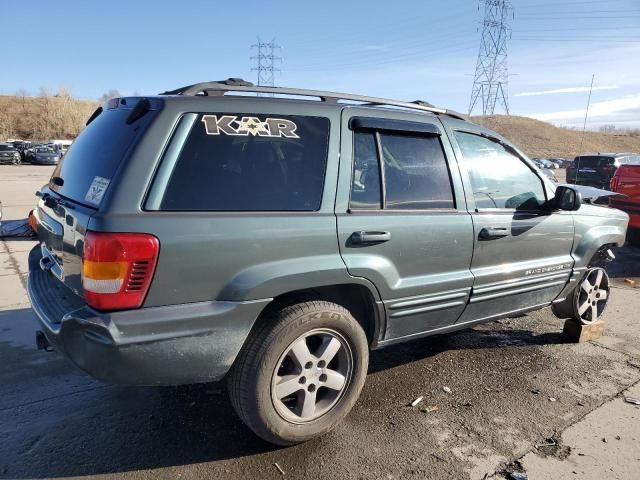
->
[572,220,627,268]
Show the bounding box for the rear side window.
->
[350,130,455,210]
[51,104,156,206]
[160,114,330,211]
[380,133,454,209]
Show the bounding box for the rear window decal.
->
[84,176,110,206]
[201,115,299,139]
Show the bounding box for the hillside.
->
[0,95,98,141]
[2,94,640,159]
[472,115,640,159]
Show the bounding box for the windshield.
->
[0,145,16,152]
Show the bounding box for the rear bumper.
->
[27,246,270,386]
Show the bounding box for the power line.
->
[250,37,282,88]
[468,0,513,115]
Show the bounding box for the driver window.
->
[454,131,546,210]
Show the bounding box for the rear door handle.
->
[351,231,391,244]
[479,227,509,240]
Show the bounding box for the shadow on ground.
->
[0,304,569,479]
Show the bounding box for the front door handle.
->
[351,231,391,244]
[479,227,509,240]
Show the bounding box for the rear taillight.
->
[82,232,159,311]
[610,175,620,191]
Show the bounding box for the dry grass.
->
[2,94,639,159]
[472,115,640,159]
[0,94,98,141]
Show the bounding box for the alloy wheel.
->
[271,328,353,423]
[575,267,610,325]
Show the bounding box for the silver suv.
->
[28,79,628,445]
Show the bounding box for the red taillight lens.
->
[610,175,619,191]
[82,232,159,311]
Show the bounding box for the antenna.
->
[250,37,282,90]
[468,0,514,116]
[574,74,595,185]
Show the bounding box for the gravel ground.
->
[1,165,639,480]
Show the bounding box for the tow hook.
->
[35,331,53,352]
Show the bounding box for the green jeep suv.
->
[28,79,628,445]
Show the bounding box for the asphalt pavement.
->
[1,165,639,479]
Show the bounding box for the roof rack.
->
[160,78,467,120]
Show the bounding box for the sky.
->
[2,0,639,128]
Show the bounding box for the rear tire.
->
[228,300,369,445]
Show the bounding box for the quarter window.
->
[454,131,546,210]
[350,132,381,209]
[350,130,455,210]
[160,114,330,211]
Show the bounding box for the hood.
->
[558,184,624,203]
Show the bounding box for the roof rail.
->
[159,78,467,120]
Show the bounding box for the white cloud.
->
[526,94,640,127]
[515,85,620,97]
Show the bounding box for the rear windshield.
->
[50,104,156,206]
[574,156,614,167]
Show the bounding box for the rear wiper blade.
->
[35,190,75,210]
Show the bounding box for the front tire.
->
[551,267,610,325]
[228,300,369,445]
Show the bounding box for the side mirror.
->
[554,185,582,211]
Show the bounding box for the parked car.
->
[609,164,640,244]
[30,146,60,165]
[48,139,73,157]
[534,158,559,169]
[532,160,557,181]
[540,167,557,182]
[567,153,640,188]
[0,143,21,164]
[550,158,571,168]
[28,79,628,445]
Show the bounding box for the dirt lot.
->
[1,165,639,480]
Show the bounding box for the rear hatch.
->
[570,156,615,186]
[36,97,160,297]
